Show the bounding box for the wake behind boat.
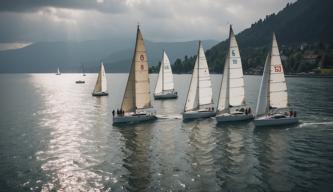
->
[254,33,298,127]
[183,41,215,120]
[154,51,177,99]
[113,25,157,125]
[216,25,253,123]
[92,62,108,96]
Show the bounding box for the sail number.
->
[232,50,235,56]
[273,65,282,72]
[140,54,145,61]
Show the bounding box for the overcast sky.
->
[0,0,295,48]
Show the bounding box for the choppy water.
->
[0,74,332,192]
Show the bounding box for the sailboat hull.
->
[113,114,157,125]
[92,92,108,96]
[154,92,178,100]
[183,110,216,120]
[216,113,254,123]
[254,116,298,127]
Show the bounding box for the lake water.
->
[0,74,332,192]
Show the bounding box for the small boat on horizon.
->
[56,67,61,75]
[92,62,108,96]
[113,25,157,125]
[154,50,178,100]
[183,41,215,120]
[254,33,298,127]
[76,65,86,84]
[215,25,254,123]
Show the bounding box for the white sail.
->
[269,33,288,109]
[154,51,174,94]
[185,41,213,111]
[255,54,271,116]
[93,62,107,93]
[100,63,107,92]
[255,33,288,116]
[217,49,229,112]
[217,26,245,112]
[185,54,199,111]
[57,67,60,75]
[121,26,152,112]
[198,42,213,107]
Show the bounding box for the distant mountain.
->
[174,0,333,74]
[0,39,217,73]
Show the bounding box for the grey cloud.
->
[0,0,296,44]
[0,0,128,13]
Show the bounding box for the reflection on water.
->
[0,74,333,192]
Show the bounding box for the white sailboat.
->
[92,62,108,96]
[113,25,157,125]
[56,67,61,75]
[76,64,86,84]
[183,41,215,120]
[216,25,254,122]
[154,50,178,99]
[254,33,298,127]
[82,64,86,76]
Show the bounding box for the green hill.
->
[173,0,333,74]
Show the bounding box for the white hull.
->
[154,92,177,100]
[92,92,108,96]
[254,116,298,127]
[216,113,254,122]
[183,110,216,120]
[113,114,157,125]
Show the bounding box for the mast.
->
[162,50,165,92]
[197,41,200,108]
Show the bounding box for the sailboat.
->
[82,64,86,76]
[183,41,215,120]
[56,67,61,75]
[113,25,157,125]
[216,25,254,122]
[92,62,108,96]
[76,64,86,84]
[154,50,178,99]
[254,33,298,127]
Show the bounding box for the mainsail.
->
[256,33,288,116]
[121,26,152,112]
[93,62,107,93]
[154,51,174,94]
[185,41,213,111]
[217,25,245,112]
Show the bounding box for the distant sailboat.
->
[154,50,177,99]
[82,64,86,76]
[92,62,108,96]
[76,64,86,84]
[56,67,61,75]
[113,25,156,124]
[216,25,254,122]
[183,41,215,120]
[254,33,298,127]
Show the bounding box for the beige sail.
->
[93,62,107,93]
[121,26,151,112]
